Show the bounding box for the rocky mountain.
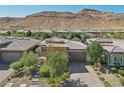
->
[0,9,124,32]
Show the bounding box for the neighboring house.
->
[38,38,87,63]
[87,38,124,66]
[0,36,40,63]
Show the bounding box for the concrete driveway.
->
[0,64,13,86]
[67,62,88,73]
[68,62,104,87]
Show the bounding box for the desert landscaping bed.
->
[92,65,123,87]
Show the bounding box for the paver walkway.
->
[70,65,104,87]
[102,73,122,87]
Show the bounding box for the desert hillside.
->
[0,9,124,31]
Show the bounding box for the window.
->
[113,54,122,65]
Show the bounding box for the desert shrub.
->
[118,70,124,76]
[48,77,62,87]
[92,65,95,68]
[93,68,98,71]
[120,78,124,86]
[11,71,23,78]
[10,61,23,71]
[30,66,37,76]
[103,81,111,87]
[28,75,32,80]
[61,72,70,81]
[40,64,50,77]
[96,72,101,75]
[48,72,70,87]
[99,77,105,81]
[111,67,118,73]
[11,72,20,78]
[119,67,124,70]
[48,77,55,84]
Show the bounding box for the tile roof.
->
[65,40,86,49]
[111,46,124,53]
[88,38,124,53]
[0,36,40,51]
[103,45,115,53]
[45,38,66,43]
[95,38,113,43]
[88,38,113,43]
[113,40,124,50]
[103,45,124,53]
[39,38,86,50]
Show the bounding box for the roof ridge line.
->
[13,40,25,50]
[111,46,118,52]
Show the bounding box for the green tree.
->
[75,33,81,40]
[26,30,32,37]
[6,31,11,36]
[81,33,88,44]
[87,42,104,65]
[68,32,75,40]
[42,32,52,39]
[47,51,67,78]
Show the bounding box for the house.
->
[38,38,87,63]
[0,36,40,63]
[87,38,124,66]
[0,37,86,64]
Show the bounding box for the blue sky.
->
[0,5,124,17]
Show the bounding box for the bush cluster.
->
[111,67,118,73]
[48,72,70,87]
[110,67,124,77]
[40,64,50,77]
[10,52,37,77]
[118,70,124,76]
[10,61,23,71]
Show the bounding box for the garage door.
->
[68,52,86,62]
[2,52,21,63]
